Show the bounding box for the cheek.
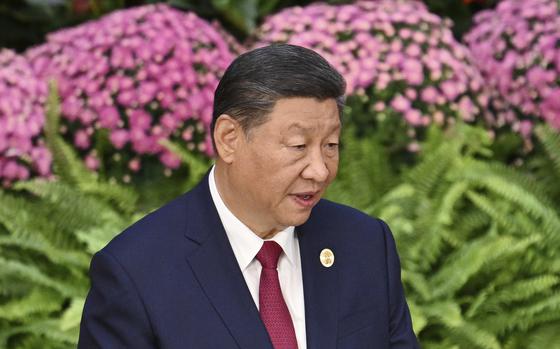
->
[327,157,339,181]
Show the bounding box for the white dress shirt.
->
[209,166,307,349]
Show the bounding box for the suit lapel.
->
[183,178,273,349]
[298,216,339,349]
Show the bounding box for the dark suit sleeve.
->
[78,250,156,349]
[378,219,420,349]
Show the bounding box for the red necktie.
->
[256,241,299,349]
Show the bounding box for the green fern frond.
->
[78,181,138,215]
[0,288,62,321]
[459,166,560,244]
[534,124,560,179]
[359,123,560,346]
[483,293,560,335]
[420,301,464,328]
[0,189,91,269]
[513,293,560,326]
[0,235,89,270]
[44,81,97,187]
[466,191,523,235]
[470,275,560,316]
[14,180,128,236]
[448,321,501,349]
[332,126,398,208]
[0,277,31,298]
[43,82,139,214]
[75,224,128,255]
[369,183,416,217]
[522,322,560,349]
[429,235,538,299]
[453,209,490,238]
[483,177,560,243]
[13,335,71,349]
[0,190,68,248]
[0,257,81,298]
[421,341,460,349]
[402,270,432,301]
[435,181,469,226]
[405,144,455,197]
[0,319,76,346]
[482,161,555,208]
[406,222,448,272]
[59,298,85,332]
[407,300,428,334]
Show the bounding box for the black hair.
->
[211,44,346,147]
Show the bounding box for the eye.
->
[327,143,339,149]
[291,144,306,150]
[324,142,339,156]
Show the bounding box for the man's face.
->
[227,97,341,236]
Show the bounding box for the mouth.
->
[291,191,320,208]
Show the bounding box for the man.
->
[78,44,419,348]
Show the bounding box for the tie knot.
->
[256,241,283,269]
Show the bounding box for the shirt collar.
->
[208,166,298,270]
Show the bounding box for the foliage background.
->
[0,0,559,348]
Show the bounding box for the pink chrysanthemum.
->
[26,4,240,179]
[0,49,51,187]
[465,0,560,135]
[254,0,491,143]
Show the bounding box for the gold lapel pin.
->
[320,248,335,268]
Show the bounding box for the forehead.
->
[264,97,341,131]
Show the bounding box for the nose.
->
[301,148,329,183]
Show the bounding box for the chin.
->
[283,211,313,227]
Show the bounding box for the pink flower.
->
[160,151,181,169]
[0,49,51,185]
[110,129,129,149]
[465,0,560,134]
[74,129,91,149]
[518,120,533,138]
[421,86,439,103]
[441,81,460,100]
[404,109,423,126]
[98,106,121,128]
[2,160,19,180]
[458,96,476,122]
[540,88,560,128]
[26,4,235,180]
[391,95,411,113]
[161,113,179,131]
[30,147,52,176]
[128,157,141,172]
[85,153,100,171]
[254,1,488,144]
[128,109,152,130]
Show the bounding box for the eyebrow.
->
[287,122,341,132]
[287,123,310,132]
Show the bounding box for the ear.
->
[213,114,242,164]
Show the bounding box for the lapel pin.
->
[320,248,335,268]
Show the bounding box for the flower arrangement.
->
[253,0,491,148]
[465,0,560,136]
[0,49,51,186]
[26,4,239,181]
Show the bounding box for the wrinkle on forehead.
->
[256,97,341,136]
[285,121,341,134]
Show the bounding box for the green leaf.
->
[59,298,85,331]
[211,0,258,34]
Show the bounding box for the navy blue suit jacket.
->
[78,175,419,348]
